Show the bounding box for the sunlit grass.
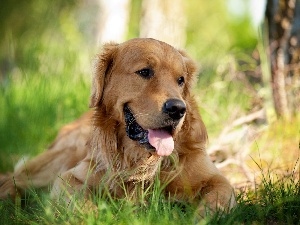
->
[195,57,253,137]
[0,166,299,224]
[217,161,300,225]
[247,116,300,174]
[0,69,90,171]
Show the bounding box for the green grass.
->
[0,168,299,224]
[0,68,90,171]
[213,165,300,225]
[0,190,197,225]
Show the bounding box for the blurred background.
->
[0,0,299,188]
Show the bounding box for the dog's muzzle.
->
[123,100,186,153]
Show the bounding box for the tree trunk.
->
[97,0,131,45]
[139,0,186,48]
[266,0,300,119]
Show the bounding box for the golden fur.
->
[0,38,235,213]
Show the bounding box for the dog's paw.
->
[0,173,18,200]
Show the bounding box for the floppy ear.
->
[89,42,119,108]
[178,50,198,96]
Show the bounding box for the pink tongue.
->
[148,129,174,156]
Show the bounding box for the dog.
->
[0,38,236,214]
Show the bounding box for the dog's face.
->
[90,38,197,156]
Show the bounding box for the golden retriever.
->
[0,38,235,213]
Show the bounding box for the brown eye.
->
[177,76,185,86]
[135,68,154,79]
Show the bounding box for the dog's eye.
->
[177,76,185,86]
[135,68,154,79]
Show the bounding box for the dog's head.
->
[90,38,198,156]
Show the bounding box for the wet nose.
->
[163,99,186,120]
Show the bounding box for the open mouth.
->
[124,105,176,156]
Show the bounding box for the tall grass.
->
[212,163,300,225]
[0,60,90,171]
[0,166,299,224]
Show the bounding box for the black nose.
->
[163,99,186,120]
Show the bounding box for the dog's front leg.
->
[50,156,105,215]
[198,173,236,215]
[50,156,101,204]
[162,152,236,215]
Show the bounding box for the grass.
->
[217,164,300,225]
[0,65,90,171]
[0,167,299,224]
[0,191,197,225]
